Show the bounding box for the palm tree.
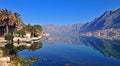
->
[0,9,21,35]
[21,24,42,37]
[29,25,42,37]
[14,13,22,30]
[31,26,36,37]
[0,9,11,34]
[33,25,42,33]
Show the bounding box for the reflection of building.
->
[82,28,120,40]
[85,32,92,36]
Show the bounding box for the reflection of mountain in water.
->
[80,36,120,60]
[42,35,120,60]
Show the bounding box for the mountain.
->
[42,24,82,35]
[42,8,120,35]
[81,8,120,32]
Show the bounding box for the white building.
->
[25,32,31,38]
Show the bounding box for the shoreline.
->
[0,36,42,44]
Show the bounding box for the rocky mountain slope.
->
[81,8,120,32]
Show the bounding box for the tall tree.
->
[0,9,22,34]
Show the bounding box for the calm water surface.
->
[17,36,120,66]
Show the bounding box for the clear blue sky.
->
[0,0,120,25]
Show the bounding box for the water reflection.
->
[27,42,42,51]
[0,41,42,66]
[42,35,120,60]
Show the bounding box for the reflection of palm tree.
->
[29,41,42,51]
[4,44,26,55]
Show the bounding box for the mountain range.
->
[42,8,120,34]
[81,8,120,32]
[42,24,82,35]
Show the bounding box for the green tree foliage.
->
[34,34,40,37]
[5,34,14,40]
[5,34,14,44]
[33,25,42,33]
[16,30,26,37]
[22,24,42,37]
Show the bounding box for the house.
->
[25,32,31,38]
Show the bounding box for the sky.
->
[0,0,120,25]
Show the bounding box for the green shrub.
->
[5,44,14,50]
[16,30,26,37]
[34,34,40,37]
[5,34,14,40]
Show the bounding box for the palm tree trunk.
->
[31,32,34,37]
[6,24,9,34]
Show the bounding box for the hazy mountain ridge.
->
[42,8,120,34]
[42,23,82,35]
